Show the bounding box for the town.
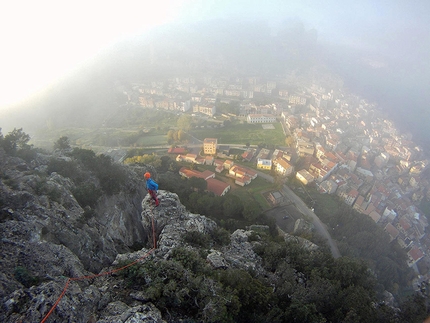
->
[120,74,430,288]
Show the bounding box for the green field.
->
[190,122,285,145]
[231,177,273,210]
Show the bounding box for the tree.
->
[189,177,207,192]
[177,114,192,132]
[223,196,244,218]
[54,136,71,150]
[285,136,294,147]
[399,294,429,323]
[167,130,175,144]
[177,129,187,141]
[2,128,31,153]
[243,200,261,221]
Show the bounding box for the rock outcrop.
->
[0,146,267,322]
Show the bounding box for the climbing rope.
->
[40,203,157,323]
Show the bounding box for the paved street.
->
[282,184,341,258]
[255,169,340,258]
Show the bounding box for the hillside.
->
[0,132,428,322]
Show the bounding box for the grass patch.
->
[190,122,285,145]
[231,177,273,210]
[135,134,167,146]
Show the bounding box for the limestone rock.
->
[97,301,166,323]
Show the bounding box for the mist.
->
[1,0,429,149]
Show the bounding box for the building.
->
[235,176,252,186]
[384,223,399,242]
[274,157,294,176]
[296,169,314,185]
[179,167,215,180]
[168,147,187,154]
[203,138,217,155]
[176,154,197,163]
[257,159,272,170]
[407,246,424,267]
[242,149,256,162]
[269,191,283,205]
[223,160,235,170]
[193,104,216,117]
[246,114,276,124]
[204,156,214,165]
[229,165,258,180]
[206,178,230,196]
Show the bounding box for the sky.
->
[0,0,429,112]
[0,0,189,111]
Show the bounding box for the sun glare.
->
[0,0,189,112]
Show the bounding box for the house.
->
[242,149,255,162]
[229,165,258,180]
[223,160,235,170]
[272,149,284,160]
[269,191,283,205]
[257,148,271,160]
[407,246,424,267]
[205,156,214,165]
[176,153,197,163]
[214,159,224,167]
[203,138,217,155]
[235,176,252,186]
[296,140,315,157]
[179,167,215,180]
[206,178,230,196]
[318,179,338,194]
[368,210,381,223]
[296,169,314,185]
[168,147,187,154]
[384,223,399,242]
[194,104,216,116]
[343,188,359,206]
[274,157,294,176]
[195,157,205,165]
[257,159,272,170]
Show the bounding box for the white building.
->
[246,114,276,124]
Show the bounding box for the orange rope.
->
[40,204,157,323]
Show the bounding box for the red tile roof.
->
[168,147,186,154]
[206,178,230,196]
[408,246,424,261]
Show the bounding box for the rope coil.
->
[40,204,157,323]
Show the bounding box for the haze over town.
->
[1,0,429,144]
[2,1,430,321]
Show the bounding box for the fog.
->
[1,0,429,148]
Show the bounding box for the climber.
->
[144,172,159,206]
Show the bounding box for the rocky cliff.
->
[0,148,273,322]
[1,147,406,323]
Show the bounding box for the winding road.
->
[256,170,341,259]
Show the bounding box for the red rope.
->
[40,205,157,323]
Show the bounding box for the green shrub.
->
[211,227,230,246]
[47,158,80,180]
[171,247,207,273]
[183,231,210,248]
[72,183,101,208]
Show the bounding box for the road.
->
[255,169,341,258]
[282,184,341,258]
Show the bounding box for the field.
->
[190,122,285,145]
[231,177,274,210]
